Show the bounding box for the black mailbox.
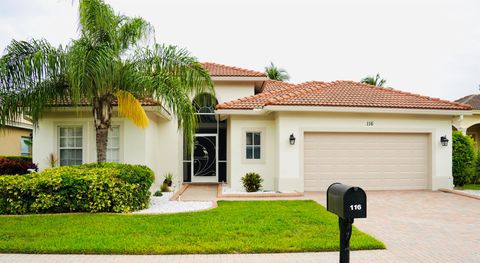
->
[327,183,367,219]
[326,183,367,263]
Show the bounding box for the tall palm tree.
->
[0,0,213,163]
[361,73,386,87]
[265,62,290,81]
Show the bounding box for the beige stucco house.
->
[0,118,33,157]
[33,63,471,192]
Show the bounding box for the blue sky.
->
[0,0,479,101]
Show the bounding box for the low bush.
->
[452,131,476,186]
[153,190,163,197]
[0,157,38,175]
[0,163,154,214]
[241,172,263,192]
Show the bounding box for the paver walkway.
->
[1,190,479,263]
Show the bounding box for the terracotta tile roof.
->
[50,97,159,106]
[455,94,480,110]
[261,79,297,93]
[217,80,470,111]
[201,62,266,77]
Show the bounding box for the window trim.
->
[57,125,84,166]
[106,125,122,163]
[20,136,31,156]
[241,128,266,164]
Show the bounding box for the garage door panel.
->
[304,133,429,191]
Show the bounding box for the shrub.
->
[452,131,476,186]
[0,163,154,214]
[0,156,32,162]
[0,157,38,175]
[241,172,263,192]
[153,190,163,197]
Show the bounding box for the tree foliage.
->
[265,62,290,81]
[0,0,214,162]
[452,131,477,186]
[360,73,386,87]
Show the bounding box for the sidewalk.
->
[0,250,395,263]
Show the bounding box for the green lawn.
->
[0,200,384,254]
[455,184,480,190]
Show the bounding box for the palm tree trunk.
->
[93,95,113,163]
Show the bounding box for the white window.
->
[59,126,83,166]
[246,132,261,160]
[107,126,120,163]
[20,136,31,156]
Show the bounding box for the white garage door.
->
[304,132,429,191]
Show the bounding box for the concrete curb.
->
[439,188,480,200]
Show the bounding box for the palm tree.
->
[0,0,213,163]
[265,62,290,81]
[360,73,386,87]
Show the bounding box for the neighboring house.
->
[33,63,471,192]
[0,118,33,156]
[453,94,480,149]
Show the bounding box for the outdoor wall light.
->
[289,134,296,145]
[440,135,449,146]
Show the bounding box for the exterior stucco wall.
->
[0,127,32,156]
[275,112,454,192]
[227,115,276,191]
[32,111,182,187]
[213,81,255,103]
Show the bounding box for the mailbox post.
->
[327,183,367,263]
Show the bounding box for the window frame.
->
[241,128,266,163]
[106,125,121,163]
[20,136,31,156]
[57,125,84,166]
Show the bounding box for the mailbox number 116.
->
[350,204,362,211]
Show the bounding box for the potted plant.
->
[163,172,173,187]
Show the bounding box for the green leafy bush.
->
[0,157,38,175]
[452,131,476,186]
[0,163,154,214]
[153,190,163,197]
[241,172,263,192]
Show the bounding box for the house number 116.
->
[367,121,374,126]
[350,204,362,211]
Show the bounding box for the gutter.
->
[263,105,472,116]
[211,76,269,82]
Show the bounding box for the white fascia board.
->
[143,106,172,120]
[263,105,472,116]
[5,121,33,130]
[215,108,267,115]
[211,76,269,81]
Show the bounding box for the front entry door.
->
[192,134,218,183]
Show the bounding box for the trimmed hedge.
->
[452,131,477,187]
[0,157,38,175]
[0,163,154,214]
[0,156,33,162]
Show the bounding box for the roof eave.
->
[263,105,472,116]
[215,108,267,115]
[211,76,269,81]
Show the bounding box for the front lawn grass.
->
[455,184,480,190]
[0,200,384,254]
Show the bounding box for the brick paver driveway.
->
[1,191,479,263]
[307,190,480,262]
